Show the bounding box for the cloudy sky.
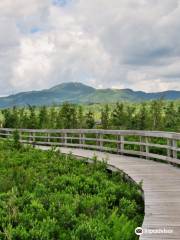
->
[0,0,180,95]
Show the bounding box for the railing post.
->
[172,139,177,159]
[60,133,63,145]
[82,134,85,145]
[117,135,124,154]
[121,136,124,153]
[167,139,172,158]
[140,136,145,157]
[96,133,103,150]
[64,133,67,145]
[19,131,22,142]
[167,138,177,159]
[30,132,35,143]
[6,130,10,139]
[47,133,50,143]
[79,133,82,145]
[96,133,98,148]
[116,135,118,153]
[79,133,81,145]
[145,137,149,159]
[33,132,35,142]
[99,134,103,150]
[28,132,31,143]
[79,133,85,146]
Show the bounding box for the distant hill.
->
[0,82,180,108]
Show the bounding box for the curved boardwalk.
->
[39,146,180,240]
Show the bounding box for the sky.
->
[0,0,180,96]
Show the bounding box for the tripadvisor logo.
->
[135,227,143,236]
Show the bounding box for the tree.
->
[19,108,26,128]
[27,105,37,129]
[149,100,163,130]
[177,105,180,131]
[111,103,125,128]
[2,107,19,128]
[56,108,63,129]
[58,103,78,129]
[101,104,110,129]
[2,109,12,128]
[38,106,49,129]
[12,106,20,128]
[49,106,57,129]
[77,106,85,128]
[137,103,147,130]
[85,111,95,129]
[126,105,136,129]
[164,102,177,130]
[21,110,29,129]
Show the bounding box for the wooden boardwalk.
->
[38,146,180,240]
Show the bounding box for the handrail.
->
[0,128,179,165]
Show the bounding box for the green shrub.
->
[12,130,21,150]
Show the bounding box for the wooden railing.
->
[0,128,180,165]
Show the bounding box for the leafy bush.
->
[12,130,21,150]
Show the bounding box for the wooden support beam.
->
[145,137,149,159]
[172,139,177,159]
[167,138,172,158]
[64,133,67,145]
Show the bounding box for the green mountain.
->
[0,82,180,108]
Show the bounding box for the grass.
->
[0,141,144,240]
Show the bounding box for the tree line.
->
[0,100,180,131]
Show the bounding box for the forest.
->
[0,100,180,132]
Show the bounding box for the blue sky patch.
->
[16,21,43,35]
[52,0,70,7]
[30,27,42,34]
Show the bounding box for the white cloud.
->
[0,0,180,95]
[11,35,55,90]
